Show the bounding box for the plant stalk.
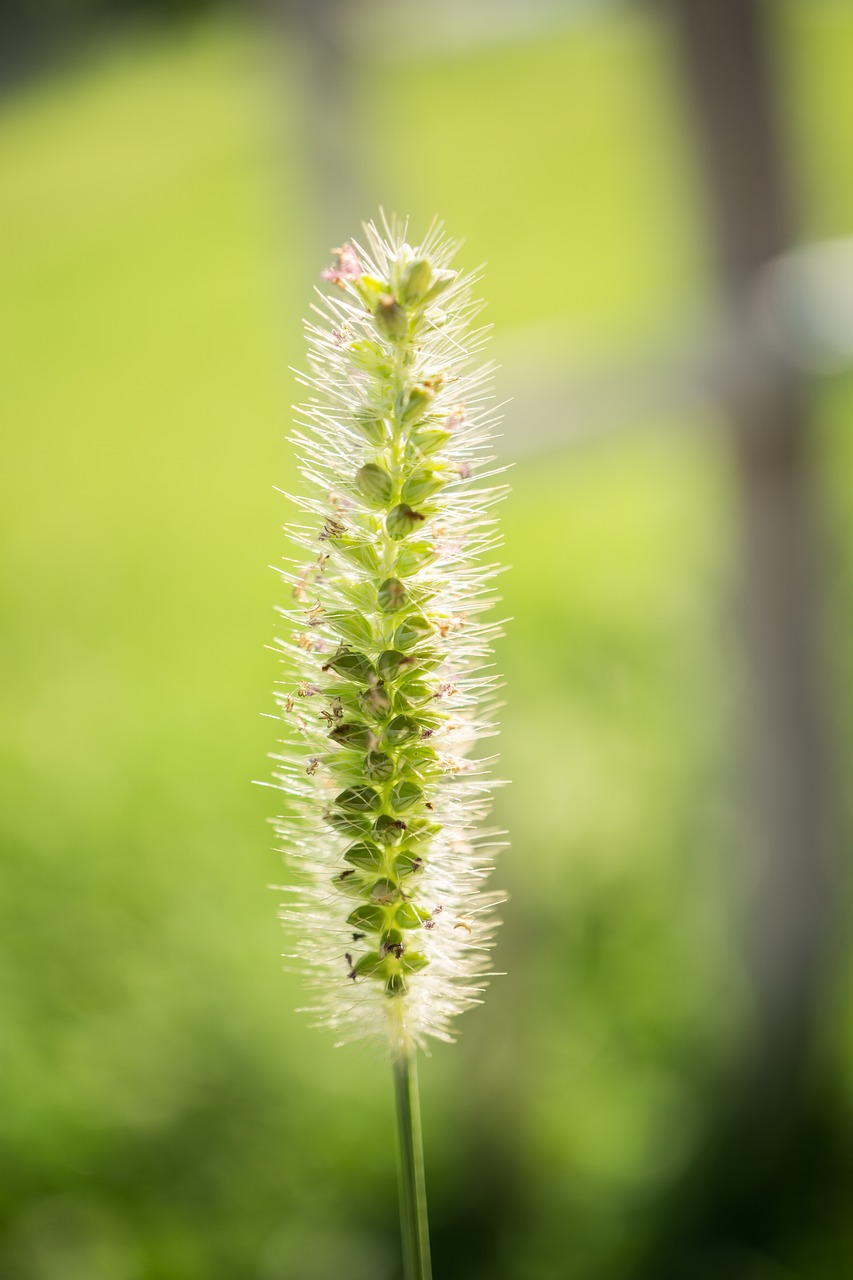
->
[392,1030,432,1280]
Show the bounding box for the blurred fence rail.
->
[496,238,853,457]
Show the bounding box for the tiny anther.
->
[319,698,344,726]
[435,616,463,639]
[319,516,346,542]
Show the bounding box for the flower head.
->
[273,216,506,1050]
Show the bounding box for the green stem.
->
[392,1027,432,1280]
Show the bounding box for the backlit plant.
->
[271,217,506,1279]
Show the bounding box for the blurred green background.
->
[3,2,853,1277]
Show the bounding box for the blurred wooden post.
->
[645,0,840,1270]
[668,0,836,1084]
[266,0,366,257]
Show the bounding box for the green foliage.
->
[3,7,853,1280]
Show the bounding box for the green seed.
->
[393,614,431,650]
[355,463,394,507]
[400,258,433,305]
[370,879,400,905]
[365,750,394,782]
[347,903,387,933]
[373,815,407,845]
[395,901,426,930]
[385,715,420,746]
[377,650,414,680]
[397,384,434,427]
[357,684,392,719]
[335,785,381,814]
[335,540,380,573]
[325,811,370,838]
[348,338,389,374]
[401,468,445,505]
[344,841,383,871]
[374,295,408,342]
[395,850,425,876]
[378,579,407,613]
[353,951,384,977]
[394,541,437,577]
[404,744,439,772]
[325,612,374,647]
[390,780,423,813]
[394,680,433,709]
[411,426,452,456]
[352,413,387,445]
[322,647,375,684]
[386,504,425,540]
[329,722,372,750]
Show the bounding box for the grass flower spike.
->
[271,215,506,1278]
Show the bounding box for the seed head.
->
[272,215,506,1050]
